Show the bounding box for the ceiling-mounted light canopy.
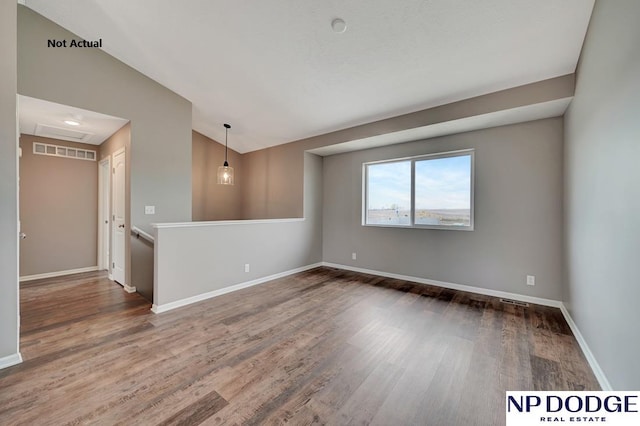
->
[331,18,347,33]
[217,123,234,185]
[64,114,83,126]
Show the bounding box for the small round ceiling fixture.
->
[64,114,83,126]
[331,18,347,33]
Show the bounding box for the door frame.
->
[111,147,126,287]
[15,94,22,362]
[98,157,111,272]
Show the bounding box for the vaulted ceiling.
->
[23,0,595,153]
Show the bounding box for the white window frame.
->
[363,149,475,231]
[33,141,96,161]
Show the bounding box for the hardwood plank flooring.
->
[0,267,599,425]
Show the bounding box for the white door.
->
[112,148,126,285]
[98,158,111,271]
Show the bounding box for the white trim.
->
[559,304,613,391]
[124,284,136,293]
[131,226,154,243]
[19,266,99,282]
[98,157,111,271]
[15,95,21,359]
[111,147,127,286]
[363,148,475,166]
[363,149,475,231]
[32,141,96,161]
[322,262,562,308]
[151,262,323,314]
[153,218,304,229]
[0,353,23,370]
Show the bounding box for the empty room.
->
[0,1,638,425]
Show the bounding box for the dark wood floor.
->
[1,267,598,425]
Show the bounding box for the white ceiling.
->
[23,0,594,153]
[19,95,129,145]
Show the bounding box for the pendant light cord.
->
[223,123,230,166]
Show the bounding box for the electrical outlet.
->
[244,264,250,273]
[144,205,155,215]
[526,275,535,286]
[352,252,357,260]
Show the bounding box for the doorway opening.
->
[17,94,131,286]
[18,95,130,280]
[17,95,136,359]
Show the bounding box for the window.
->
[33,142,96,161]
[364,149,474,230]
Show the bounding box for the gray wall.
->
[564,0,640,390]
[19,134,98,276]
[18,6,192,289]
[192,131,244,221]
[240,76,573,220]
[324,118,564,300]
[0,0,19,361]
[155,153,323,307]
[130,235,153,301]
[99,123,130,161]
[242,143,306,219]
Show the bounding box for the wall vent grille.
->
[499,298,529,307]
[33,142,96,161]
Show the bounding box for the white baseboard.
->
[559,304,612,391]
[323,262,562,308]
[20,266,99,282]
[0,352,23,370]
[151,262,323,314]
[124,285,136,293]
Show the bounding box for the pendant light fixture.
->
[217,123,234,185]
